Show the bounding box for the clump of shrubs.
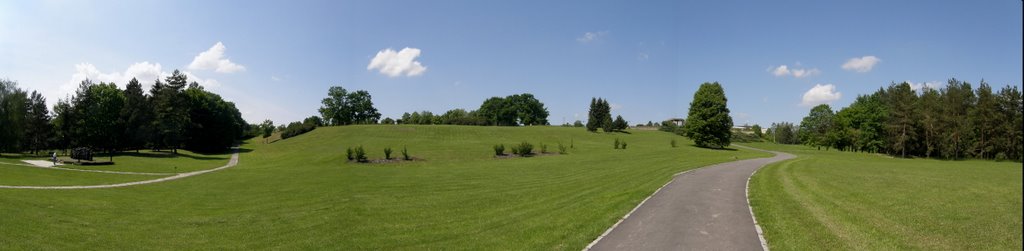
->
[494,144,506,156]
[354,146,368,162]
[558,143,568,154]
[384,147,393,160]
[513,141,534,156]
[402,146,411,160]
[346,147,354,161]
[613,138,627,150]
[671,139,677,148]
[540,143,548,154]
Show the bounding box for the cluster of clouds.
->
[771,65,820,78]
[577,31,609,43]
[367,47,427,77]
[772,55,884,107]
[64,42,244,97]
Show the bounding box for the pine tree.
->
[122,78,153,152]
[22,91,51,154]
[884,82,918,158]
[941,79,974,159]
[586,97,599,132]
[970,81,998,159]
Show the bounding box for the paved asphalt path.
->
[588,146,795,251]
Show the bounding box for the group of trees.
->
[794,80,1022,161]
[385,93,550,126]
[586,98,627,132]
[0,70,247,158]
[683,82,734,148]
[318,86,381,126]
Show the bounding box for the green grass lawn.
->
[747,142,1023,250]
[0,163,169,186]
[0,125,769,249]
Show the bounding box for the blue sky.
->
[2,0,1021,126]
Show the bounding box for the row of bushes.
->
[614,138,628,149]
[493,142,569,156]
[346,146,411,163]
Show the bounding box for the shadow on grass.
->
[688,144,740,151]
[106,151,228,160]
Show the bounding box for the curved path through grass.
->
[587,145,794,250]
[0,151,238,190]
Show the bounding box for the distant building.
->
[667,118,685,126]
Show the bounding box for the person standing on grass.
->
[51,152,57,166]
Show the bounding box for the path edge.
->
[746,166,771,251]
[581,168,698,251]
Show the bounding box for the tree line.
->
[0,70,248,158]
[785,80,1022,161]
[384,93,550,126]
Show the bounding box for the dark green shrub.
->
[671,139,677,148]
[384,147,393,159]
[540,143,548,154]
[346,147,354,161]
[614,138,621,149]
[402,146,411,160]
[511,145,520,155]
[621,141,627,149]
[355,146,367,162]
[515,141,534,156]
[995,152,1008,162]
[494,144,505,156]
[558,143,568,154]
[71,147,93,161]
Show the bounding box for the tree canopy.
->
[683,82,733,148]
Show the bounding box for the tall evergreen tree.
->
[941,79,975,159]
[121,78,152,152]
[683,82,733,148]
[995,85,1023,161]
[586,98,598,132]
[917,87,943,157]
[153,70,190,153]
[969,81,998,159]
[22,91,52,154]
[884,82,918,158]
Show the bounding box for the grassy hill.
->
[0,125,769,250]
[748,142,1023,250]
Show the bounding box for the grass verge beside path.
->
[747,142,1023,250]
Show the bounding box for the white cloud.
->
[367,47,427,77]
[771,65,819,78]
[907,81,940,91]
[64,62,219,97]
[271,76,282,81]
[188,42,246,73]
[801,84,842,106]
[609,103,623,111]
[842,56,880,73]
[771,65,790,76]
[637,52,650,61]
[577,31,609,43]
